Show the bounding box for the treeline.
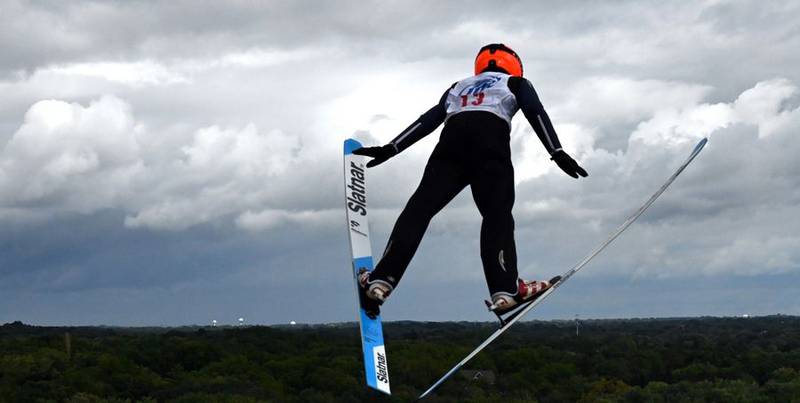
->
[1,316,799,402]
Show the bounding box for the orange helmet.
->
[474,43,523,77]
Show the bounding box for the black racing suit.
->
[370,75,565,297]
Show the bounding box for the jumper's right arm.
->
[354,85,453,168]
[509,77,563,155]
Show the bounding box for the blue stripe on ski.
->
[344,139,363,155]
[352,255,387,392]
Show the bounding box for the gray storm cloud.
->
[1,0,799,324]
[0,95,307,230]
[2,78,796,277]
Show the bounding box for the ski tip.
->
[693,137,708,153]
[344,138,363,155]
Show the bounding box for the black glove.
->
[551,150,588,178]
[353,145,397,168]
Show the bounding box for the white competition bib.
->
[445,72,519,126]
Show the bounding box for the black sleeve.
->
[388,83,456,153]
[508,76,563,155]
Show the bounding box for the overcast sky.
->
[1,0,798,326]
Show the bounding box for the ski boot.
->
[486,276,561,315]
[357,269,393,319]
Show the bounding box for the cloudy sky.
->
[1,0,798,326]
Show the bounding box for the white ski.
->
[417,138,708,400]
[343,138,391,395]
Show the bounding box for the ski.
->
[417,138,708,400]
[343,138,391,395]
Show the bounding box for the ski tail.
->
[417,137,708,400]
[344,138,391,395]
[353,256,391,393]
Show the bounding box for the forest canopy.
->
[1,316,799,402]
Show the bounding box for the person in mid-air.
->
[354,43,587,317]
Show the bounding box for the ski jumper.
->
[370,71,565,297]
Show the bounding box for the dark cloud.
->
[1,1,799,324]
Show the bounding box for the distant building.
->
[460,370,495,385]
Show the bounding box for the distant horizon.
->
[2,1,799,325]
[4,312,798,329]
